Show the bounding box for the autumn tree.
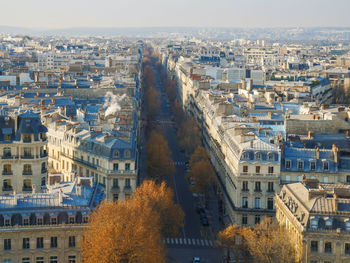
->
[177,117,201,155]
[217,225,250,263]
[189,145,210,168]
[172,99,186,124]
[83,200,166,263]
[191,159,215,206]
[146,130,175,181]
[240,219,301,263]
[132,180,185,237]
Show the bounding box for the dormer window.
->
[268,153,274,160]
[323,162,329,171]
[285,160,291,169]
[51,216,57,225]
[23,134,31,143]
[310,216,319,229]
[4,217,11,226]
[114,151,119,157]
[23,218,29,226]
[83,215,89,223]
[124,150,130,158]
[255,153,261,160]
[345,219,350,231]
[310,161,316,171]
[324,217,333,228]
[243,152,249,159]
[37,217,43,225]
[69,216,75,224]
[297,161,303,171]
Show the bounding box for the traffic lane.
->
[167,247,222,263]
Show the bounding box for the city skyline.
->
[1,0,350,29]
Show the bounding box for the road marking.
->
[196,239,200,245]
[201,239,204,246]
[209,240,213,246]
[175,238,178,244]
[179,238,183,245]
[170,238,174,244]
[205,240,209,246]
[192,238,196,245]
[183,238,187,245]
[187,239,191,245]
[167,238,170,244]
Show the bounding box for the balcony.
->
[2,171,13,176]
[1,155,13,160]
[23,171,33,176]
[21,155,34,159]
[111,185,120,193]
[2,186,13,192]
[241,189,249,193]
[22,186,32,192]
[41,169,47,174]
[23,139,32,143]
[40,152,48,158]
[254,189,262,193]
[124,185,132,193]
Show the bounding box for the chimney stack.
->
[308,130,314,139]
[332,144,339,163]
[316,147,320,160]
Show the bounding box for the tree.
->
[132,180,185,237]
[239,219,300,263]
[82,200,166,263]
[172,99,186,124]
[146,130,175,181]
[177,117,201,155]
[217,225,250,263]
[189,145,210,168]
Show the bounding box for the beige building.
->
[0,112,48,195]
[0,177,102,263]
[275,180,350,263]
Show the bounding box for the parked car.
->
[192,257,201,263]
[201,217,209,226]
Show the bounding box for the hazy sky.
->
[1,0,349,28]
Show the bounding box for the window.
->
[310,161,316,171]
[323,162,329,171]
[22,238,30,249]
[297,175,302,182]
[255,198,260,209]
[298,161,303,170]
[243,166,248,173]
[113,194,119,201]
[113,178,119,188]
[37,217,43,225]
[268,166,274,174]
[3,147,11,157]
[125,163,130,171]
[268,153,274,160]
[4,259,11,263]
[51,217,57,225]
[50,257,58,263]
[23,134,31,142]
[3,179,12,190]
[345,243,350,255]
[36,257,44,263]
[69,216,75,224]
[242,197,248,208]
[324,177,328,183]
[4,239,11,250]
[255,153,261,159]
[51,237,58,248]
[69,236,76,248]
[3,164,12,173]
[285,160,291,169]
[114,151,119,157]
[242,214,248,225]
[243,152,249,159]
[325,242,332,253]
[23,179,32,191]
[4,134,10,141]
[125,178,131,188]
[311,240,318,252]
[23,164,32,173]
[113,163,119,171]
[268,182,274,192]
[285,175,291,183]
[23,147,32,156]
[347,175,350,183]
[23,218,29,225]
[255,215,260,224]
[4,218,11,226]
[83,216,89,223]
[124,150,130,157]
[267,198,274,210]
[68,256,76,263]
[242,181,248,191]
[255,181,261,192]
[37,237,44,249]
[255,166,261,174]
[22,258,30,263]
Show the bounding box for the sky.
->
[1,0,349,29]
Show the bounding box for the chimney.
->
[250,140,254,148]
[268,112,272,119]
[76,184,81,196]
[241,79,245,90]
[32,184,36,194]
[332,144,339,163]
[58,189,63,204]
[316,147,320,159]
[308,130,314,139]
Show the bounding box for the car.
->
[200,217,209,226]
[195,205,203,214]
[192,257,201,263]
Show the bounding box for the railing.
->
[2,171,13,176]
[23,139,32,143]
[23,171,33,176]
[2,186,13,191]
[124,186,132,192]
[21,155,34,159]
[1,155,13,159]
[41,169,47,174]
[22,187,32,192]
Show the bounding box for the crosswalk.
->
[164,237,214,247]
[170,161,186,166]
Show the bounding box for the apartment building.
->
[0,112,48,195]
[0,177,103,263]
[275,180,350,263]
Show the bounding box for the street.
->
[140,64,223,263]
